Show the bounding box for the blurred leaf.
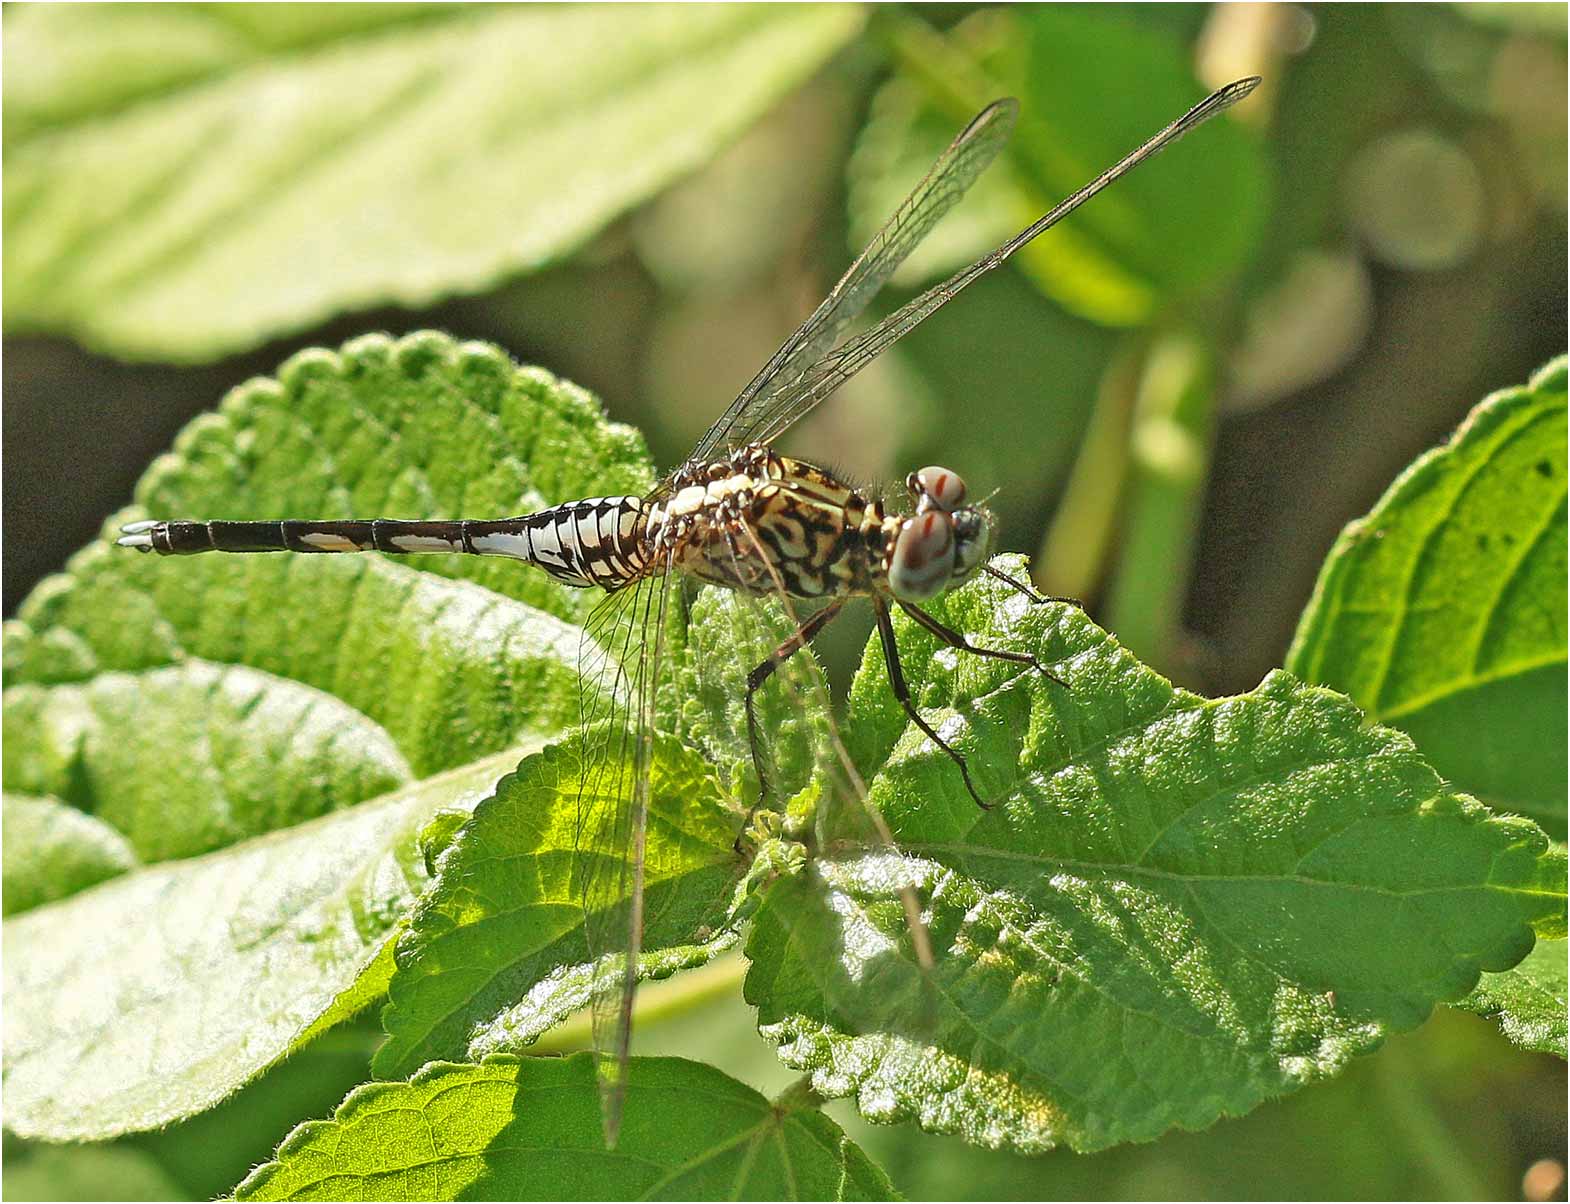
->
[1,792,138,915]
[1,332,652,1139]
[375,734,742,1078]
[138,1022,385,1201]
[2,4,862,360]
[2,1142,189,1203]
[860,8,1267,325]
[1456,935,1568,1058]
[1288,356,1568,837]
[2,754,516,1141]
[882,265,1115,545]
[748,557,1563,1154]
[1,5,446,142]
[1454,2,1570,34]
[234,1055,895,1201]
[3,664,412,861]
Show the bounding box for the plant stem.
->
[1104,330,1215,675]
[1035,335,1146,601]
[1374,1037,1497,1200]
[532,950,748,1055]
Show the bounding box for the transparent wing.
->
[574,568,670,1147]
[709,517,937,966]
[690,98,1020,462]
[699,77,1261,454]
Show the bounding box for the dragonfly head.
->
[888,466,994,601]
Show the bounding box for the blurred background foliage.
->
[3,2,1565,1200]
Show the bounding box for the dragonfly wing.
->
[691,98,1019,461]
[575,569,670,1147]
[696,78,1261,454]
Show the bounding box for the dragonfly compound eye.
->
[912,465,968,514]
[890,511,957,600]
[951,507,991,580]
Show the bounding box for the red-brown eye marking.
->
[913,465,968,513]
[890,510,956,600]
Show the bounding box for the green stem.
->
[1035,335,1146,600]
[532,950,748,1054]
[1373,1038,1497,1200]
[870,9,1001,126]
[1104,331,1215,675]
[770,1076,825,1116]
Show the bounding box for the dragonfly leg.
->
[874,597,988,810]
[737,598,845,852]
[898,598,1069,688]
[981,563,1082,609]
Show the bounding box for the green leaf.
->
[3,4,862,360]
[748,558,1563,1154]
[4,332,646,773]
[236,1055,893,1202]
[376,733,743,1077]
[377,538,835,1075]
[1287,356,1568,837]
[1456,936,1568,1058]
[857,9,1267,325]
[2,1142,189,1203]
[1,792,138,915]
[2,332,651,1139]
[3,752,521,1141]
[3,663,412,861]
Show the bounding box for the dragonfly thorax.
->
[646,445,993,603]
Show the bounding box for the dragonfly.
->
[119,76,1260,1144]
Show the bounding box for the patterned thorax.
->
[649,446,900,599]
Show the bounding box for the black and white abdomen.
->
[507,496,651,589]
[116,495,653,591]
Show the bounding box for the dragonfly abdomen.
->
[116,496,651,590]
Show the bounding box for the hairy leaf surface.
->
[1,792,138,915]
[1,333,648,1138]
[3,754,518,1140]
[1288,357,1568,836]
[747,558,1564,1153]
[377,735,743,1077]
[3,4,862,359]
[3,663,412,861]
[236,1055,893,1201]
[1456,937,1567,1058]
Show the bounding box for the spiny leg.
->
[898,598,1069,688]
[982,563,1082,609]
[728,522,936,976]
[874,597,988,810]
[737,598,844,851]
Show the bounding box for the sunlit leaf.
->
[2,753,516,1141]
[377,567,833,1071]
[376,734,742,1077]
[3,4,863,360]
[1456,935,1568,1058]
[3,332,647,771]
[1288,356,1568,838]
[1,332,649,1139]
[236,1055,893,1201]
[3,663,411,861]
[748,557,1564,1153]
[1,792,137,915]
